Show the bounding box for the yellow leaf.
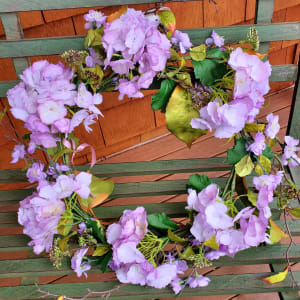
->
[268,138,277,148]
[244,122,265,132]
[289,208,300,218]
[57,296,65,300]
[78,176,114,212]
[269,219,288,244]
[255,155,271,176]
[165,86,206,147]
[203,235,219,250]
[89,193,109,209]
[168,228,188,243]
[106,6,127,23]
[190,44,206,61]
[262,266,290,284]
[58,232,77,252]
[92,245,110,257]
[235,155,254,177]
[182,246,195,259]
[247,190,257,206]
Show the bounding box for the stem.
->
[222,167,235,198]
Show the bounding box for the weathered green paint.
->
[0,13,30,75]
[255,0,274,24]
[2,219,300,250]
[0,0,199,12]
[0,271,300,299]
[2,244,300,278]
[0,23,299,59]
[0,65,298,96]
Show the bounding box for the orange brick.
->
[0,11,44,36]
[274,0,300,11]
[204,0,246,27]
[283,4,300,48]
[0,58,17,81]
[167,1,204,29]
[100,96,155,145]
[140,126,169,142]
[43,7,103,23]
[155,109,167,127]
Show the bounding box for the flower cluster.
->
[101,8,172,99]
[191,46,272,138]
[4,6,300,298]
[8,60,103,160]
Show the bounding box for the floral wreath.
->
[5,5,300,299]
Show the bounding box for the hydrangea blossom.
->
[282,136,300,168]
[191,99,248,138]
[84,10,106,30]
[187,275,211,288]
[247,132,266,156]
[18,189,65,254]
[11,144,26,164]
[26,163,46,183]
[265,113,280,139]
[205,30,224,47]
[71,248,91,278]
[102,8,171,96]
[171,30,193,54]
[228,47,272,122]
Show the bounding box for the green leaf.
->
[47,147,58,156]
[235,155,254,177]
[168,228,187,243]
[165,86,207,147]
[57,210,73,236]
[255,155,271,175]
[177,72,192,87]
[269,219,288,244]
[190,44,206,61]
[92,245,110,257]
[203,235,219,250]
[86,219,105,244]
[147,213,179,231]
[289,208,300,218]
[188,174,212,193]
[247,190,257,206]
[96,250,113,273]
[244,123,265,132]
[181,246,195,259]
[53,148,73,163]
[192,48,228,86]
[227,138,247,165]
[78,176,114,212]
[22,133,31,141]
[151,79,176,113]
[262,145,274,160]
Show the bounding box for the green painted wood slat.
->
[0,13,30,76]
[1,219,300,249]
[0,0,199,12]
[0,64,297,97]
[0,23,299,59]
[1,271,300,299]
[1,244,300,278]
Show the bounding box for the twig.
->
[35,282,127,300]
[283,209,300,289]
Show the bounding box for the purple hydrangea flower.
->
[18,189,65,254]
[85,48,103,67]
[253,171,283,209]
[171,30,193,54]
[282,136,300,168]
[53,174,75,199]
[84,10,106,30]
[26,162,46,183]
[71,248,91,278]
[117,77,144,100]
[187,274,211,288]
[191,99,248,138]
[11,144,26,164]
[247,131,266,156]
[265,113,280,139]
[211,30,224,47]
[74,172,92,199]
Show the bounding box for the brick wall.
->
[0,0,299,169]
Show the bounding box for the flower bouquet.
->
[4,5,300,298]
